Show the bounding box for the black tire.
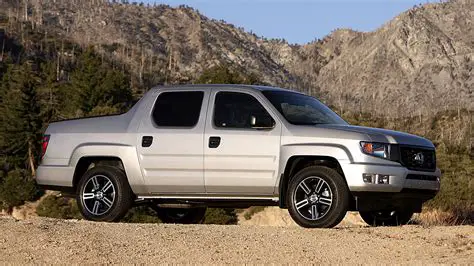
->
[359,210,414,226]
[76,166,133,222]
[151,206,207,224]
[287,166,349,228]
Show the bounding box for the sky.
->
[141,0,433,44]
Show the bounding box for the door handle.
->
[208,136,221,148]
[142,136,153,147]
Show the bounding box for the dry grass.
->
[243,206,267,220]
[413,208,474,226]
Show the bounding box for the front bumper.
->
[340,161,440,212]
[340,161,440,193]
[351,189,437,212]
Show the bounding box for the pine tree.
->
[37,61,61,121]
[195,65,264,85]
[70,47,104,115]
[70,47,132,116]
[0,61,44,176]
[195,65,245,84]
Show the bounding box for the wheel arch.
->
[69,144,145,194]
[72,156,125,190]
[278,155,352,208]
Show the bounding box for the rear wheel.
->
[151,206,207,224]
[76,166,133,222]
[287,166,349,228]
[359,210,413,226]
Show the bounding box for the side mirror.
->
[250,115,275,129]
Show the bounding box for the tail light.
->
[41,135,50,161]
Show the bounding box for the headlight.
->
[360,142,390,159]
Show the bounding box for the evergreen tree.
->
[195,65,245,84]
[195,65,264,85]
[37,61,61,121]
[99,67,133,112]
[70,48,104,114]
[0,61,44,176]
[70,48,132,116]
[0,61,6,80]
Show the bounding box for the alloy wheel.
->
[293,176,333,221]
[81,175,116,216]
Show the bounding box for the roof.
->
[150,84,300,93]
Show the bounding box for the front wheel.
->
[151,206,207,224]
[359,210,414,226]
[287,166,349,228]
[76,166,133,222]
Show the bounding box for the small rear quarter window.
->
[152,91,204,127]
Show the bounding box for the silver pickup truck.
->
[36,85,440,228]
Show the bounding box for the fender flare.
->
[69,143,146,194]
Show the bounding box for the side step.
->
[135,195,279,208]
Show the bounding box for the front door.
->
[137,90,209,194]
[204,89,281,195]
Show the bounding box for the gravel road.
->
[0,217,472,264]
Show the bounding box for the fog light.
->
[362,173,374,183]
[377,174,390,184]
[363,173,390,184]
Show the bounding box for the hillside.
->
[0,0,298,91]
[294,0,474,116]
[1,0,472,116]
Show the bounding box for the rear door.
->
[204,89,282,195]
[137,89,209,194]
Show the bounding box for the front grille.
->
[400,146,436,172]
[406,174,438,181]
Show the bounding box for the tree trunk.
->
[139,48,145,84]
[28,142,36,177]
[0,37,5,62]
[24,0,28,21]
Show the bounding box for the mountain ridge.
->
[1,0,472,116]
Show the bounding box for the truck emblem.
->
[413,152,425,165]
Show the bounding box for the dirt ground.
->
[0,216,472,264]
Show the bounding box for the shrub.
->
[203,208,238,225]
[36,197,162,223]
[425,153,473,216]
[121,206,162,223]
[0,169,38,211]
[35,197,238,225]
[413,208,473,226]
[243,206,266,220]
[36,195,82,219]
[122,207,238,224]
[88,105,120,116]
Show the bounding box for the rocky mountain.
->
[0,0,472,117]
[295,1,474,116]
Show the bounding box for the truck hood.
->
[317,124,434,148]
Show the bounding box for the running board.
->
[135,195,279,208]
[137,195,279,201]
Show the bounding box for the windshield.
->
[261,90,347,125]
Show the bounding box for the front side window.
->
[213,92,274,129]
[262,90,347,125]
[152,91,204,127]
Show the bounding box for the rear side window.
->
[152,91,204,127]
